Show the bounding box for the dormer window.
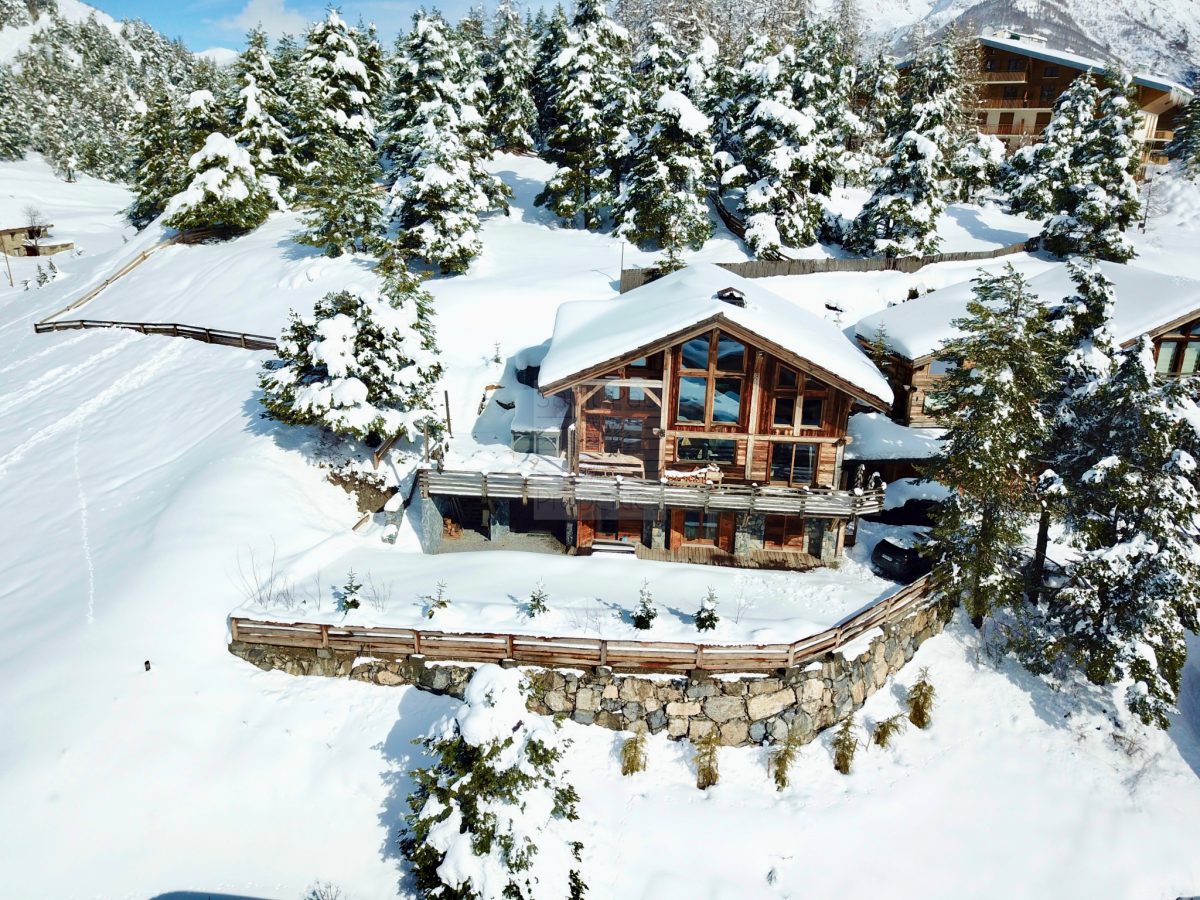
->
[716,287,746,307]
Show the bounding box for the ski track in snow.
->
[72,419,95,624]
[0,339,184,482]
[0,329,92,377]
[0,332,136,418]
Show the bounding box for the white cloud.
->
[198,47,240,67]
[217,0,310,38]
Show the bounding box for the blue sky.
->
[96,0,481,52]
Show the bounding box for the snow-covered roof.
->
[539,264,894,409]
[510,387,568,434]
[855,261,1200,363]
[846,413,943,461]
[978,35,1194,101]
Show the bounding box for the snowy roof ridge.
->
[539,263,893,409]
[854,261,1200,363]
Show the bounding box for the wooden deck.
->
[632,544,822,571]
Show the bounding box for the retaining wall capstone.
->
[228,599,951,747]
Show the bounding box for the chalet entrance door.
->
[590,503,643,545]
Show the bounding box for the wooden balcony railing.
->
[979,70,1027,83]
[979,98,1052,110]
[419,469,886,518]
[1151,130,1175,142]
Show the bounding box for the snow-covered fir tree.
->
[299,135,382,257]
[1042,72,1142,262]
[302,10,375,147]
[260,265,442,443]
[853,50,900,174]
[613,21,714,256]
[531,4,569,146]
[487,0,538,152]
[951,132,1005,202]
[1169,93,1200,176]
[844,42,960,257]
[164,132,273,233]
[1046,339,1200,728]
[127,83,189,227]
[790,19,862,194]
[0,69,28,160]
[924,267,1057,625]
[354,19,387,121]
[1005,74,1100,219]
[401,665,586,900]
[536,0,630,229]
[233,28,299,202]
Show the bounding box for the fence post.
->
[320,624,329,648]
[230,618,240,642]
[413,630,422,655]
[599,640,608,667]
[695,645,704,669]
[505,634,514,659]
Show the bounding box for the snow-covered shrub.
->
[694,587,719,632]
[259,268,441,443]
[424,581,450,619]
[528,580,549,617]
[631,580,657,630]
[768,720,804,791]
[694,727,720,789]
[620,723,648,776]
[906,668,935,729]
[164,132,272,233]
[338,570,361,612]
[871,713,907,749]
[831,717,858,774]
[401,664,587,899]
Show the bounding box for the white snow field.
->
[1,153,1199,897]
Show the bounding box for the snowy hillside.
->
[1,150,1199,897]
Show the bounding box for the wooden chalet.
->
[854,262,1200,428]
[973,30,1193,171]
[421,265,894,568]
[0,223,72,257]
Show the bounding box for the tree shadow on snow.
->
[150,893,269,900]
[944,206,1030,247]
[1169,632,1200,779]
[376,688,457,893]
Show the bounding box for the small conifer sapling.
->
[528,579,549,617]
[906,668,936,729]
[694,728,720,789]
[832,717,859,775]
[769,720,805,791]
[620,723,648,776]
[631,580,657,630]
[340,570,362,611]
[425,580,450,619]
[871,713,908,749]
[694,587,719,632]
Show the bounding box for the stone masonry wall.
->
[229,600,951,747]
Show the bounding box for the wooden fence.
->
[229,574,935,674]
[33,318,277,351]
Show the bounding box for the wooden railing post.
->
[320,624,329,648]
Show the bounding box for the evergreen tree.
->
[233,28,299,201]
[1042,72,1142,262]
[790,19,860,195]
[0,68,28,159]
[924,267,1057,625]
[165,132,273,233]
[536,0,630,229]
[299,135,382,257]
[260,265,441,443]
[1168,93,1200,177]
[854,50,901,173]
[845,43,959,257]
[1005,74,1100,218]
[354,19,387,120]
[302,10,375,147]
[488,0,538,152]
[531,4,569,146]
[401,665,586,899]
[1047,340,1200,728]
[181,88,225,158]
[951,131,1004,201]
[127,82,189,227]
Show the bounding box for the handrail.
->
[33,318,277,351]
[229,574,936,674]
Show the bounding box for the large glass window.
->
[683,510,720,544]
[675,330,745,427]
[770,363,826,431]
[677,438,736,466]
[769,443,816,486]
[603,417,644,455]
[1154,320,1200,377]
[764,515,806,549]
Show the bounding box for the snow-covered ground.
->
[1,153,1199,897]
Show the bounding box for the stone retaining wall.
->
[228,600,951,747]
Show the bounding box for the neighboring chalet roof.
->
[854,262,1200,364]
[0,223,52,236]
[977,35,1194,101]
[539,263,894,410]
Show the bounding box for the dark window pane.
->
[800,396,823,427]
[770,443,793,482]
[629,387,645,403]
[677,376,707,421]
[770,443,815,484]
[1189,322,1200,336]
[793,445,815,483]
[777,366,798,388]
[1003,86,1018,99]
[678,438,736,465]
[1007,59,1023,71]
[683,510,718,543]
[715,333,746,372]
[712,377,742,423]
[773,396,795,426]
[681,336,710,369]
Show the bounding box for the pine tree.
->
[260,262,441,443]
[790,19,860,196]
[1005,74,1100,218]
[536,0,630,229]
[127,82,189,227]
[695,587,719,631]
[531,4,569,146]
[302,10,375,147]
[845,43,959,257]
[299,135,382,257]
[613,21,714,255]
[0,68,29,160]
[234,28,299,202]
[924,266,1057,625]
[165,132,272,233]
[1168,93,1200,176]
[1042,72,1142,262]
[488,0,538,152]
[951,131,1005,202]
[354,19,387,121]
[1047,340,1200,728]
[631,580,657,629]
[401,665,586,899]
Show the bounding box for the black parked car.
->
[871,537,932,583]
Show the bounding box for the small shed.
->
[0,224,73,257]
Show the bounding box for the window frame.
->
[674,330,747,428]
[1155,319,1200,376]
[769,363,827,432]
[682,509,721,545]
[768,442,817,487]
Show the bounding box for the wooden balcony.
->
[980,123,1037,137]
[420,469,885,518]
[979,98,1052,110]
[1151,130,1175,142]
[979,70,1027,83]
